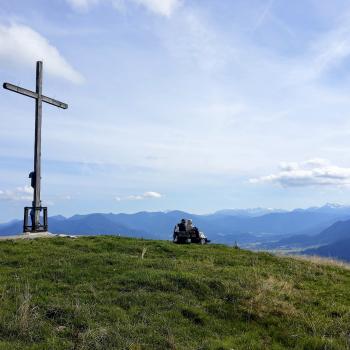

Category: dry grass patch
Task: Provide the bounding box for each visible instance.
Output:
[290,254,350,270]
[246,275,298,319]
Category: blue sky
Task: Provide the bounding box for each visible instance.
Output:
[1,0,350,221]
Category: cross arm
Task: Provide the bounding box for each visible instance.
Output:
[3,82,37,99]
[3,82,68,109]
[43,95,68,109]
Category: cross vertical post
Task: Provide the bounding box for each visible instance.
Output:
[33,61,43,229]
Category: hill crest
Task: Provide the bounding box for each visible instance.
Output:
[0,236,349,349]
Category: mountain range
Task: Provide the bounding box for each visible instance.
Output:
[1,203,350,261]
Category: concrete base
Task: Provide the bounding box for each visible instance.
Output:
[23,231,55,239]
[0,232,77,241]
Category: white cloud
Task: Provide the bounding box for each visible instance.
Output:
[132,0,180,17]
[67,0,181,16]
[57,195,72,200]
[43,200,55,206]
[143,191,162,198]
[126,194,144,200]
[66,0,99,11]
[115,191,163,201]
[0,23,84,84]
[250,159,350,187]
[0,186,33,201]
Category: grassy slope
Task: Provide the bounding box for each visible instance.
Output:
[0,237,349,350]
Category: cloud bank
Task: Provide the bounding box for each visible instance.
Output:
[250,159,350,187]
[0,23,84,84]
[115,191,163,201]
[0,186,33,201]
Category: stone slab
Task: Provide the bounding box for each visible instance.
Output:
[0,232,77,241]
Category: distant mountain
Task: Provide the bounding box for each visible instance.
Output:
[232,211,340,235]
[295,203,350,216]
[0,214,151,238]
[0,219,20,230]
[303,238,350,262]
[214,208,286,217]
[259,204,350,249]
[312,219,350,245]
[50,215,66,221]
[268,217,350,249]
[1,205,350,246]
[49,213,150,237]
[102,210,350,240]
[315,220,350,244]
[0,220,23,235]
[219,203,350,218]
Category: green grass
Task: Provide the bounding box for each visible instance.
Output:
[0,236,349,349]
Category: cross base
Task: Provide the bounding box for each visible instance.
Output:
[23,206,48,233]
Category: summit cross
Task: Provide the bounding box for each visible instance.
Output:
[3,61,68,233]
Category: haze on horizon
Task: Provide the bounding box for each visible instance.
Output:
[1,0,350,222]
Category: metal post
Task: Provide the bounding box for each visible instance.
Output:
[23,208,28,233]
[33,61,43,230]
[43,207,48,231]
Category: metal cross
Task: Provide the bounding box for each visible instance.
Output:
[3,61,68,233]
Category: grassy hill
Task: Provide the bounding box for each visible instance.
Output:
[0,237,349,349]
